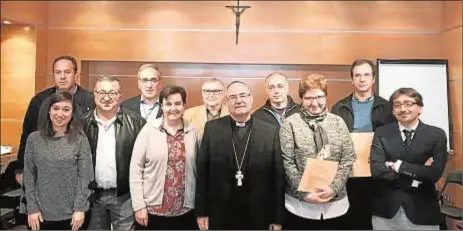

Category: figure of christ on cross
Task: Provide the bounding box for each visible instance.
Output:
[226,0,251,45]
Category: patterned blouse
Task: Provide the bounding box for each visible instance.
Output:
[147,128,190,217]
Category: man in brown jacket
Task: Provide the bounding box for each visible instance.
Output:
[183,78,229,139]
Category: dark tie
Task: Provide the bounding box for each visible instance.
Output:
[403,129,414,148]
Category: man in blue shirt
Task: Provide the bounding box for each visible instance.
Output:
[331,59,395,230]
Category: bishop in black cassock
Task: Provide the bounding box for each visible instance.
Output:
[195,81,284,230]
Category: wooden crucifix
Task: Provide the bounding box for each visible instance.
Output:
[226,0,250,45]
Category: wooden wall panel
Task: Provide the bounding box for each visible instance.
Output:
[450,80,462,135]
[42,1,443,90]
[35,27,48,92]
[86,62,350,79]
[0,120,23,152]
[441,0,462,215]
[443,28,463,81]
[46,28,442,78]
[47,1,442,31]
[1,25,37,151]
[0,1,48,26]
[442,1,462,30]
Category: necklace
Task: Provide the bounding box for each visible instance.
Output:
[232,131,252,186]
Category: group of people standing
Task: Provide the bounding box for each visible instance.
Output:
[13,56,448,230]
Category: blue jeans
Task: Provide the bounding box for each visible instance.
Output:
[87,189,134,230]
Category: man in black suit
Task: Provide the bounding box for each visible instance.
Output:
[121,64,162,121]
[195,81,284,230]
[370,87,447,230]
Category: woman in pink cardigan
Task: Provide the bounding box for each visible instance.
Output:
[129,85,200,230]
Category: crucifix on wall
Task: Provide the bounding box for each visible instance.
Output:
[226,0,251,45]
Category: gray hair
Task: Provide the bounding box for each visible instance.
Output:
[94,75,122,92]
[137,64,161,79]
[202,77,225,89]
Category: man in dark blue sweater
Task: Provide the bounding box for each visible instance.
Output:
[15,55,95,183]
[331,59,395,230]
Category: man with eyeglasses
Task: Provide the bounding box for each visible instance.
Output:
[184,78,229,139]
[253,72,299,127]
[122,64,162,122]
[196,81,284,230]
[331,59,395,230]
[80,76,146,230]
[370,87,447,230]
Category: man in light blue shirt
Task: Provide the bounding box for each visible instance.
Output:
[122,64,162,121]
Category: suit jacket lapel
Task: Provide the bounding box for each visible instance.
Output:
[136,96,142,115]
[248,117,263,173]
[221,116,234,170]
[197,105,208,127]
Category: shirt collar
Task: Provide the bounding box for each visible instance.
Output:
[206,107,221,119]
[140,96,160,106]
[55,84,78,95]
[352,93,374,102]
[94,109,118,128]
[398,120,420,132]
[159,119,185,136]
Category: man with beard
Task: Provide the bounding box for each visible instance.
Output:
[253,72,299,127]
[122,64,162,122]
[81,76,145,230]
[195,81,284,230]
[370,88,447,230]
[331,59,395,230]
[183,78,229,139]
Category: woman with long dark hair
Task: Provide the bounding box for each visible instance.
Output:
[22,92,94,230]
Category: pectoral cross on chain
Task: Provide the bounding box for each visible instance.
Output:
[226,0,251,45]
[235,170,244,186]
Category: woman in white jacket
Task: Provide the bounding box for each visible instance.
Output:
[129,85,199,230]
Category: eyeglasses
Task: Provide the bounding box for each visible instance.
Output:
[393,101,417,109]
[227,93,251,102]
[267,84,286,91]
[303,95,326,102]
[94,90,120,98]
[202,89,223,95]
[138,78,160,84]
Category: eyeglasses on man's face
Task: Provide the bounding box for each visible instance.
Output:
[202,89,223,95]
[227,93,251,102]
[94,90,120,98]
[393,101,417,109]
[138,78,160,84]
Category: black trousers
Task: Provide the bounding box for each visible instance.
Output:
[283,209,345,230]
[134,210,198,230]
[342,177,373,230]
[40,219,72,230]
